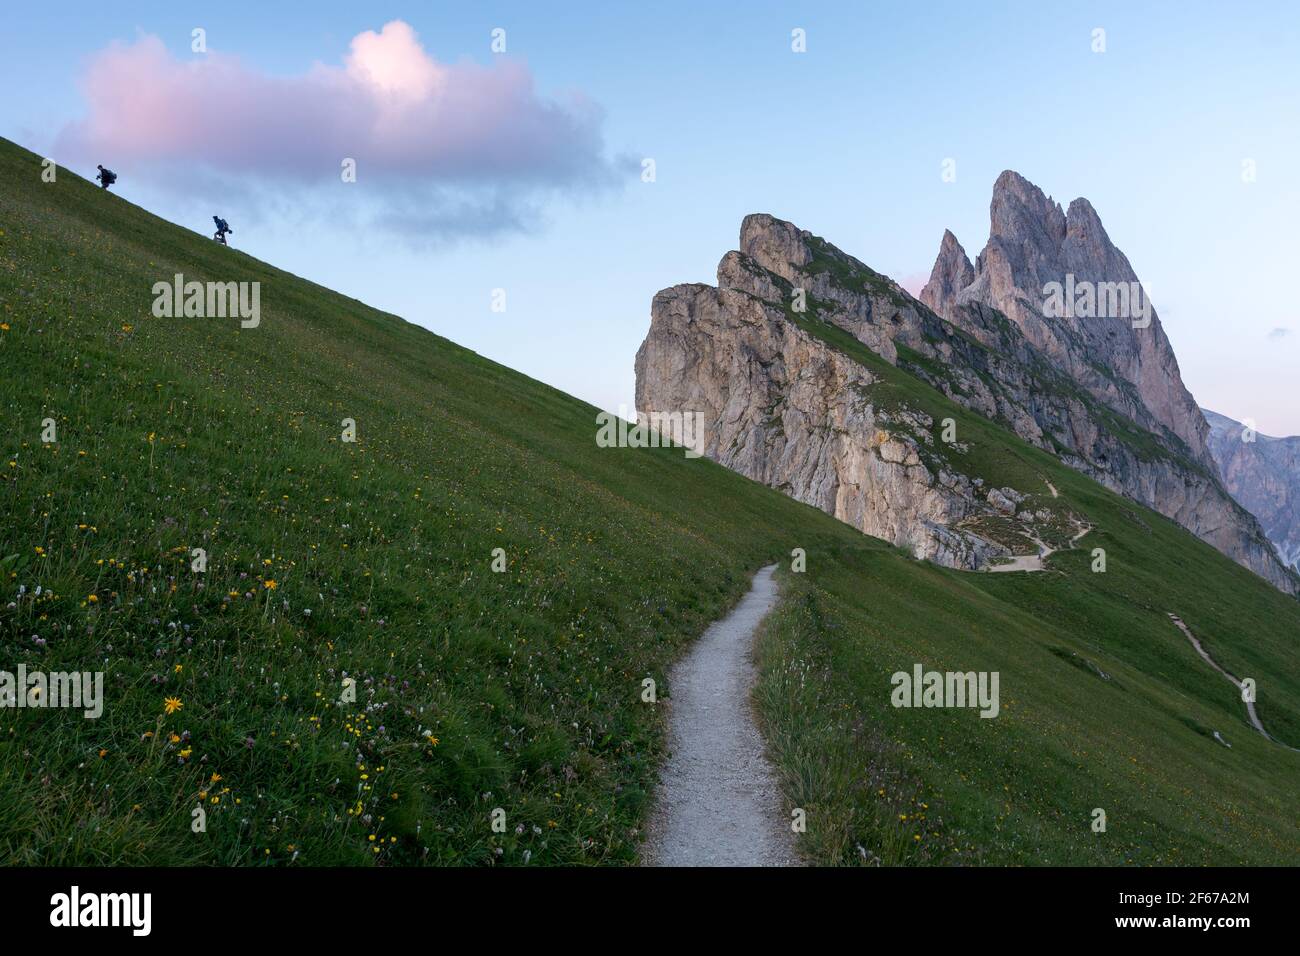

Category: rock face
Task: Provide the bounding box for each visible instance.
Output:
[635,184,1299,595]
[1204,409,1300,571]
[923,230,976,316]
[635,280,1009,568]
[915,172,1295,593]
[923,170,1209,461]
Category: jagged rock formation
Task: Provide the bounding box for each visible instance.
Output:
[635,277,1018,568]
[635,177,1299,594]
[922,170,1207,460]
[1204,409,1300,571]
[919,173,1294,593]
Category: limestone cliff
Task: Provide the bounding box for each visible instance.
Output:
[635,280,1031,568]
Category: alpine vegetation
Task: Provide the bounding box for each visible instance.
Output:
[2,127,1298,873]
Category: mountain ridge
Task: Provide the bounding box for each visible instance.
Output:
[637,173,1297,594]
[922,170,1209,462]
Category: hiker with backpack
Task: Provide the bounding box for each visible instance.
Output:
[95,165,117,189]
[212,216,233,245]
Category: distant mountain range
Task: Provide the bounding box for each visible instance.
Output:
[1204,409,1300,572]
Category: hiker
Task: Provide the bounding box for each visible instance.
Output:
[212,216,232,245]
[95,165,117,189]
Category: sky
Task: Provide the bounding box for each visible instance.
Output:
[3,0,1298,436]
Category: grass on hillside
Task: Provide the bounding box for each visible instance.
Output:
[1,137,1297,865]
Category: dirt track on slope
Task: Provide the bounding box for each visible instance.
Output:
[1168,613,1300,751]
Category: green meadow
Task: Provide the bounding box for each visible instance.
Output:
[1,136,1296,865]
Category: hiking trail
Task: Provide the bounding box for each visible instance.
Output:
[987,519,1092,573]
[1167,613,1300,752]
[642,564,799,866]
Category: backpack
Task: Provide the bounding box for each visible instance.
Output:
[103,170,117,184]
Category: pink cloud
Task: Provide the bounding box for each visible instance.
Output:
[56,21,622,194]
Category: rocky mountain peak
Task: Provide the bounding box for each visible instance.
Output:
[928,171,1212,465]
[739,213,812,281]
[989,169,1067,251]
[919,229,975,317]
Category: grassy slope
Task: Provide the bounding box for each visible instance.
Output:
[0,137,1296,865]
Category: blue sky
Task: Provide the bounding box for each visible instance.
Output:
[4,1,1298,434]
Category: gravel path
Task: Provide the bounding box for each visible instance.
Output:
[1168,613,1300,751]
[987,520,1091,574]
[642,564,800,867]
